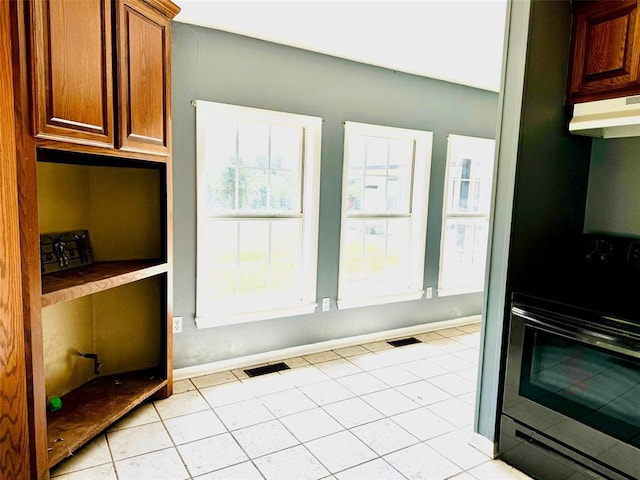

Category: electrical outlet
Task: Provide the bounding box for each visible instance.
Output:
[322,297,330,312]
[426,287,433,299]
[173,316,183,334]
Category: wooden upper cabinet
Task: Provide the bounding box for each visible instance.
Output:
[116,0,170,155]
[31,0,178,156]
[567,0,640,104]
[32,0,114,146]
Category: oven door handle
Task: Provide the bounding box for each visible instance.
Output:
[512,307,640,360]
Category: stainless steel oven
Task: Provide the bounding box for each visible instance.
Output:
[500,295,640,480]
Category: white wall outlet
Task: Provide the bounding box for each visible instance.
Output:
[322,297,330,312]
[173,316,183,334]
[426,287,433,299]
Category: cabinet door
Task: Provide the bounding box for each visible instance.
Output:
[568,0,640,104]
[32,0,114,146]
[116,0,170,156]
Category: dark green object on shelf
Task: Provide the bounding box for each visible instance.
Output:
[49,396,62,412]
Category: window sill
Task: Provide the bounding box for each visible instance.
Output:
[196,302,317,328]
[437,286,483,297]
[337,291,423,310]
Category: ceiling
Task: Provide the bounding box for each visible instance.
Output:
[173,1,508,92]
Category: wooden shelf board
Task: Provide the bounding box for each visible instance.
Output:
[41,260,167,306]
[47,370,166,468]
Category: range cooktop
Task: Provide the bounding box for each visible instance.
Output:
[518,233,640,323]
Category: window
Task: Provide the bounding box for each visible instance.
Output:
[337,121,433,309]
[438,134,495,296]
[195,101,322,327]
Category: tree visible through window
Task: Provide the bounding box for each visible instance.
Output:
[195,101,322,327]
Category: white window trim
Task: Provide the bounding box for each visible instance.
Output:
[194,100,322,328]
[337,121,433,310]
[437,134,494,297]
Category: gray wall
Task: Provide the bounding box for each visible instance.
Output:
[585,138,640,236]
[171,23,499,369]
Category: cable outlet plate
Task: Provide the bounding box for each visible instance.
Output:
[426,287,433,299]
[173,316,183,334]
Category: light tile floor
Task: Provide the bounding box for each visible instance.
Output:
[51,322,532,480]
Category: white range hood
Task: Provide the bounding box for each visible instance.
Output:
[569,95,640,138]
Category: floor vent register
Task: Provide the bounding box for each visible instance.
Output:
[244,362,291,377]
[387,337,422,347]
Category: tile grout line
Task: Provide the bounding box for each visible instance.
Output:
[152,400,196,480]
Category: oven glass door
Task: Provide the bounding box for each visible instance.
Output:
[519,325,640,448]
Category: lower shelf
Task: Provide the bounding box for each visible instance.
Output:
[47,369,167,468]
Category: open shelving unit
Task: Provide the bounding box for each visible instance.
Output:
[36,154,171,470]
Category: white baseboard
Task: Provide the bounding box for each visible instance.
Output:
[174,315,481,381]
[470,432,497,458]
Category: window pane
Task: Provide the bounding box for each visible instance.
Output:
[348,136,366,169]
[207,221,238,264]
[387,139,413,213]
[205,122,237,168]
[205,122,303,214]
[239,262,268,294]
[208,165,236,213]
[346,135,413,215]
[238,167,268,211]
[271,125,302,171]
[340,218,411,296]
[271,220,301,262]
[239,221,269,263]
[236,222,268,295]
[363,175,387,213]
[201,219,303,303]
[270,169,298,212]
[388,139,413,169]
[271,126,302,212]
[363,137,387,213]
[446,137,494,214]
[204,123,238,214]
[440,218,489,289]
[365,136,388,168]
[448,160,492,214]
[201,220,238,299]
[270,262,297,289]
[238,122,269,168]
[346,177,364,212]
